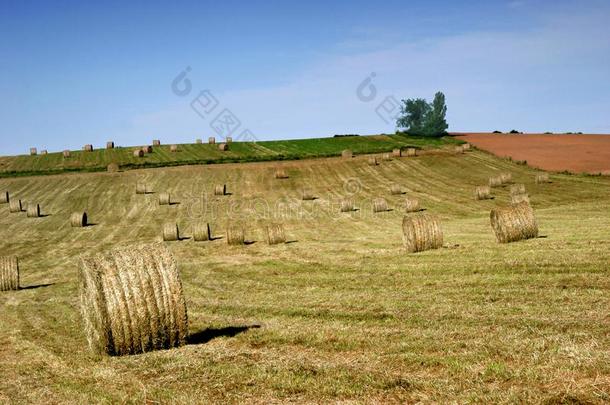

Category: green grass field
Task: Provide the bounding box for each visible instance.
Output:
[0,134,455,177]
[0,149,609,403]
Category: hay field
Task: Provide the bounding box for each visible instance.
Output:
[0,150,609,403]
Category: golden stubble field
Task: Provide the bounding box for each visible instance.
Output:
[0,150,609,403]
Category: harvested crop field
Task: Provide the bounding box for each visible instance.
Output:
[456,133,610,174]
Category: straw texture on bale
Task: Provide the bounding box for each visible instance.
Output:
[107,163,119,173]
[390,184,402,195]
[301,189,316,201]
[158,192,171,206]
[153,139,161,146]
[226,137,233,143]
[214,184,226,196]
[0,256,19,291]
[218,143,228,151]
[208,137,216,144]
[500,173,512,184]
[536,173,550,184]
[404,197,420,213]
[382,153,392,161]
[367,156,379,166]
[474,186,492,200]
[170,144,178,152]
[26,203,40,218]
[0,191,8,204]
[373,198,389,213]
[71,212,87,227]
[135,182,147,194]
[163,223,179,241]
[106,141,114,149]
[142,145,153,154]
[462,143,471,151]
[226,226,245,245]
[193,222,211,241]
[511,193,530,205]
[63,150,71,158]
[195,139,202,144]
[402,215,443,253]
[264,223,286,245]
[489,176,503,187]
[30,147,37,156]
[510,184,526,196]
[84,144,93,152]
[454,146,464,154]
[78,243,188,356]
[340,199,354,212]
[9,199,22,213]
[40,150,48,155]
[274,169,289,179]
[405,148,417,157]
[490,201,538,243]
[133,149,144,158]
[392,148,402,157]
[341,149,353,159]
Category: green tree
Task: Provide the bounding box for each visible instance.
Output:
[427,92,448,135]
[396,98,431,136]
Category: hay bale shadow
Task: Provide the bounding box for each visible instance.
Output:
[210,236,223,241]
[187,325,261,345]
[169,202,180,206]
[19,283,55,290]
[285,240,298,244]
[244,240,256,245]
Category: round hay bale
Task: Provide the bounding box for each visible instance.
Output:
[78,243,188,356]
[0,191,8,204]
[158,192,171,206]
[0,256,19,291]
[195,139,202,144]
[382,153,392,161]
[226,137,233,143]
[29,147,37,156]
[26,203,40,218]
[490,201,538,243]
[392,148,402,157]
[9,199,22,213]
[84,144,93,152]
[170,144,178,152]
[474,185,492,200]
[135,182,147,194]
[153,139,161,146]
[454,146,464,154]
[218,143,228,151]
[341,149,353,159]
[106,141,114,149]
[510,184,526,196]
[265,223,286,245]
[402,214,443,253]
[107,163,119,173]
[500,173,512,184]
[489,176,503,188]
[390,184,402,195]
[301,189,316,201]
[373,198,389,213]
[535,173,550,184]
[63,150,71,158]
[71,212,87,227]
[462,143,471,151]
[40,150,48,155]
[226,226,245,245]
[193,222,211,242]
[274,169,289,179]
[404,197,420,213]
[405,148,417,157]
[208,137,216,144]
[340,198,354,212]
[214,184,226,196]
[367,156,379,166]
[163,223,179,241]
[511,193,530,205]
[142,145,153,154]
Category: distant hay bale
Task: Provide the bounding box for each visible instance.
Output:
[30,147,37,156]
[163,223,179,241]
[40,150,48,155]
[390,184,402,195]
[405,148,417,157]
[218,143,228,151]
[71,212,87,227]
[26,203,40,218]
[0,191,8,204]
[170,144,178,152]
[133,149,144,158]
[373,198,389,213]
[142,145,153,154]
[462,143,471,151]
[489,176,503,187]
[135,182,148,195]
[153,139,161,146]
[454,146,464,154]
[392,148,402,157]
[9,199,22,213]
[340,199,354,212]
[107,163,119,173]
[193,222,211,241]
[265,223,286,245]
[367,156,379,166]
[78,243,188,356]
[158,192,171,206]
[536,173,550,184]
[84,144,93,152]
[226,137,233,143]
[510,184,526,196]
[214,184,226,196]
[63,150,71,158]
[274,168,289,179]
[341,149,353,159]
[382,153,392,161]
[500,173,512,184]
[226,226,245,245]
[106,141,114,149]
[301,189,316,201]
[402,214,443,253]
[195,139,202,144]
[490,201,538,243]
[0,256,19,291]
[208,137,216,144]
[511,193,530,205]
[404,197,420,213]
[474,185,492,200]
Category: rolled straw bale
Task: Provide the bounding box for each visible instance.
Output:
[511,193,530,205]
[342,149,353,159]
[226,137,233,143]
[340,199,354,212]
[454,146,464,154]
[392,148,402,157]
[402,214,443,253]
[490,201,538,243]
[214,184,226,196]
[133,149,144,158]
[404,197,420,213]
[405,148,417,157]
[135,182,147,195]
[63,150,71,158]
[510,184,526,196]
[0,191,8,204]
[153,139,161,146]
[142,145,153,154]
[500,173,512,184]
[158,192,171,206]
[274,168,289,179]
[373,198,389,213]
[107,163,119,173]
[195,139,202,144]
[163,223,179,241]
[218,143,228,151]
[536,173,550,184]
[170,144,178,152]
[193,222,211,241]
[78,243,188,355]
[0,256,19,291]
[84,144,93,152]
[301,189,316,201]
[382,153,392,161]
[265,223,286,245]
[106,141,114,149]
[474,186,492,200]
[26,203,40,218]
[226,226,245,245]
[462,143,471,151]
[71,212,87,227]
[367,156,379,166]
[40,150,48,155]
[30,147,37,156]
[208,137,216,144]
[390,184,403,195]
[9,199,22,213]
[489,176,503,187]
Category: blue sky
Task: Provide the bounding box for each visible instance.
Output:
[1,0,609,155]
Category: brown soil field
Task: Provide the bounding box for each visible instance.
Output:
[455,133,610,174]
